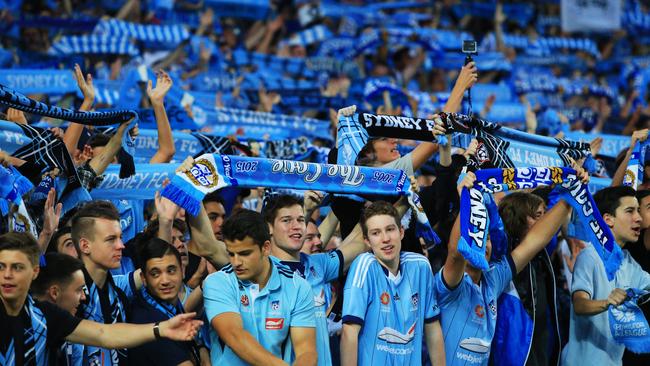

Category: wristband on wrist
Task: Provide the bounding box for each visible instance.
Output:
[153,321,162,340]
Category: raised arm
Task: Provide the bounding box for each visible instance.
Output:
[176,156,229,269]
[318,211,339,251]
[212,312,287,366]
[511,200,571,273]
[512,165,588,273]
[441,173,476,288]
[63,64,95,154]
[147,70,176,163]
[443,62,478,114]
[66,313,202,349]
[611,129,648,186]
[88,119,132,176]
[186,204,229,269]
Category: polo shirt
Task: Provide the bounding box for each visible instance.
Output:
[203,259,315,365]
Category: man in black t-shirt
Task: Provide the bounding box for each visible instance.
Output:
[0,232,202,366]
[129,238,208,365]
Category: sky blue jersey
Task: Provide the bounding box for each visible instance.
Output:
[203,259,315,366]
[277,250,343,366]
[342,252,440,366]
[435,255,515,366]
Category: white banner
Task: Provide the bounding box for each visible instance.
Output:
[561,0,621,33]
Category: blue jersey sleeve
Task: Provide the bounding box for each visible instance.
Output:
[113,272,137,299]
[203,272,239,322]
[342,254,373,324]
[434,269,464,307]
[290,276,316,328]
[310,250,343,283]
[571,247,596,298]
[484,255,516,297]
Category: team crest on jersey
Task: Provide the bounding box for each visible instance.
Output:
[488,300,497,316]
[309,266,318,278]
[271,300,280,311]
[474,305,485,318]
[411,293,419,308]
[240,294,249,306]
[380,292,390,305]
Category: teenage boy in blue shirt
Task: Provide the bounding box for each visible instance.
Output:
[203,209,317,366]
[340,200,444,366]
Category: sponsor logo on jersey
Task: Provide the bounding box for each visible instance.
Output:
[474,305,485,318]
[265,318,285,330]
[459,337,490,354]
[377,322,416,344]
[380,292,390,305]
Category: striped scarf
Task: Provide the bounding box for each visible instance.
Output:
[162,154,440,246]
[48,35,140,56]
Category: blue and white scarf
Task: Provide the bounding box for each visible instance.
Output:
[0,84,137,178]
[623,133,650,189]
[0,84,136,125]
[0,295,49,366]
[78,272,129,366]
[336,112,445,166]
[93,19,190,47]
[609,288,650,353]
[162,154,440,245]
[0,165,39,239]
[280,25,333,48]
[459,167,622,279]
[140,287,184,318]
[48,35,140,56]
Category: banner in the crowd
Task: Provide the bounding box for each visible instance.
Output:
[0,69,77,95]
[192,107,332,141]
[561,0,621,33]
[137,105,198,130]
[91,163,177,200]
[564,131,628,159]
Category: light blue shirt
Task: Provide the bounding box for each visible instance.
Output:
[342,252,439,366]
[435,255,515,366]
[277,250,343,366]
[203,259,315,366]
[561,244,650,366]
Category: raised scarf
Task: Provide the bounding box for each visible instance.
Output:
[162,154,440,245]
[459,167,621,278]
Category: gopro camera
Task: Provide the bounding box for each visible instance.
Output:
[462,40,477,65]
[462,40,477,54]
